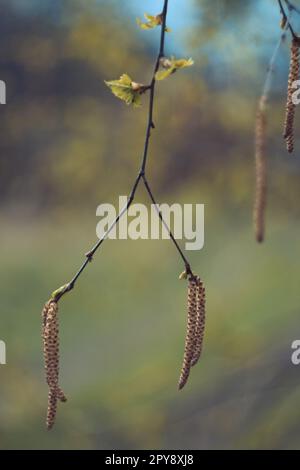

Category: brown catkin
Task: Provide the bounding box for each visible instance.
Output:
[178,277,197,390]
[191,277,206,367]
[47,390,57,430]
[254,96,267,243]
[283,38,300,153]
[42,300,66,429]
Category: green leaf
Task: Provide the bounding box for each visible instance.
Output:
[155,57,194,81]
[51,284,69,301]
[173,58,194,69]
[179,270,188,280]
[105,74,142,107]
[155,67,175,81]
[137,13,171,32]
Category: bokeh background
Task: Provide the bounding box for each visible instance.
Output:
[1,0,300,450]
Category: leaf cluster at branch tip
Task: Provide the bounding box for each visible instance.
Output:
[137,13,171,32]
[155,57,194,81]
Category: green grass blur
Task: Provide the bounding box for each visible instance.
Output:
[1,206,300,449]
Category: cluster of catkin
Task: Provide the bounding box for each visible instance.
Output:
[178,275,206,390]
[42,300,67,429]
[283,37,300,153]
[254,95,267,243]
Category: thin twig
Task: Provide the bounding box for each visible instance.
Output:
[285,0,300,16]
[253,9,291,242]
[53,0,194,302]
[142,175,193,276]
[262,19,289,99]
[278,0,298,39]
[141,0,169,173]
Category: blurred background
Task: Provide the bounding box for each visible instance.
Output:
[1,0,300,450]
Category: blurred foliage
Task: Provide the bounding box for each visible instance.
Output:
[1,0,300,214]
[1,0,300,450]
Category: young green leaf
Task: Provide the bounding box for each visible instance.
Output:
[137,13,171,32]
[105,74,144,107]
[155,57,194,81]
[179,270,188,280]
[155,67,175,81]
[51,284,70,301]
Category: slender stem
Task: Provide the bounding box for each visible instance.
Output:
[262,9,291,101]
[54,0,193,302]
[278,0,298,39]
[142,175,193,276]
[58,172,142,300]
[85,172,142,261]
[285,0,300,16]
[141,0,169,173]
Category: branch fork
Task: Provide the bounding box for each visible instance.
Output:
[42,0,204,428]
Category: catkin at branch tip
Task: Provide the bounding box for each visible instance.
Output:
[254,96,267,243]
[283,37,300,153]
[178,275,206,390]
[42,299,67,430]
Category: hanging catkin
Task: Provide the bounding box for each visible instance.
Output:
[42,300,66,429]
[191,277,206,367]
[178,277,197,390]
[283,37,300,153]
[47,390,57,430]
[254,95,267,243]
